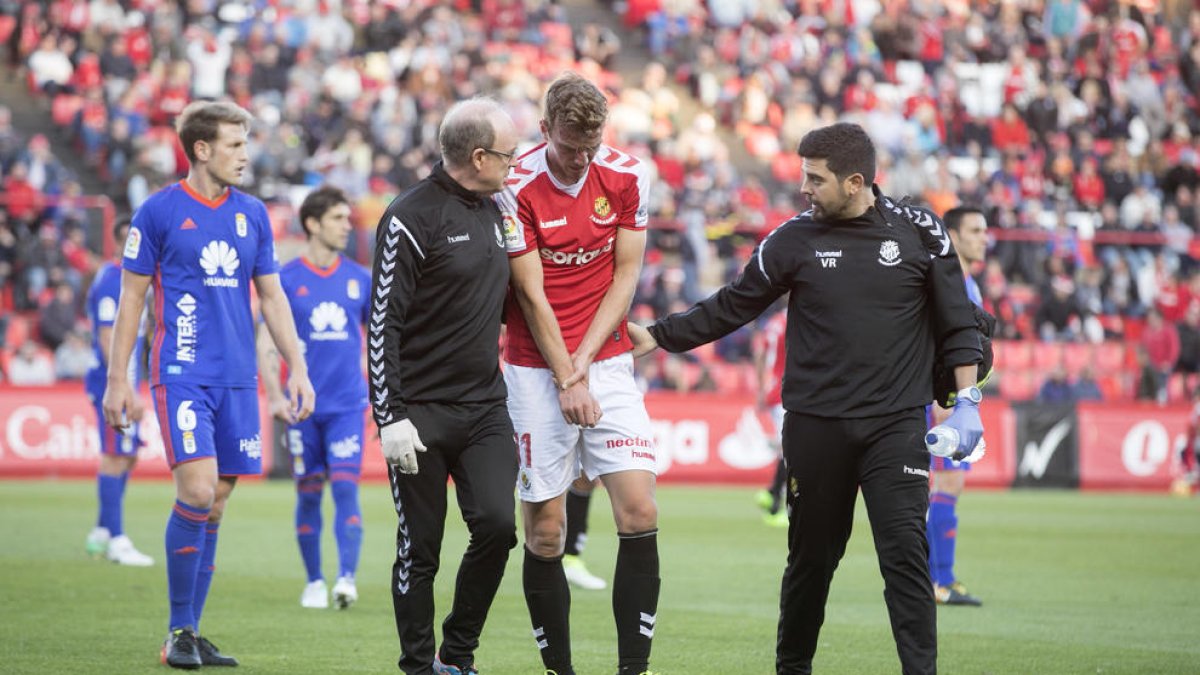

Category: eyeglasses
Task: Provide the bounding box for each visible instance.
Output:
[482,148,516,163]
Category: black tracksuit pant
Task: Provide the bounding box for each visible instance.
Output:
[388,400,519,675]
[777,407,936,675]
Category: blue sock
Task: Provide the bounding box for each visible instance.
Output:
[296,478,324,582]
[165,500,209,631]
[331,478,362,579]
[97,473,125,537]
[193,522,219,630]
[928,492,958,587]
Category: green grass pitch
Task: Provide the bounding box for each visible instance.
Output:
[1,480,1197,674]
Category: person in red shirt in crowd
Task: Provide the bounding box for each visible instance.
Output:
[3,161,42,225]
[1141,307,1181,404]
[72,51,102,91]
[61,225,94,279]
[124,13,152,68]
[990,103,1031,155]
[77,87,109,158]
[1110,3,1148,79]
[151,66,191,127]
[1019,152,1047,201]
[1073,158,1106,209]
[1155,270,1191,325]
[843,69,880,113]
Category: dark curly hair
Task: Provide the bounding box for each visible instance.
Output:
[797,122,876,186]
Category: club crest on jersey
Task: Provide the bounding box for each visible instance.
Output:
[591,196,616,225]
[347,279,360,299]
[878,240,901,267]
[235,213,248,237]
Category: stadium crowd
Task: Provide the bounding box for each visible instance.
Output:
[0,0,1199,402]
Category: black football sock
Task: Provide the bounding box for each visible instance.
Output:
[563,487,591,556]
[523,547,574,674]
[613,529,660,675]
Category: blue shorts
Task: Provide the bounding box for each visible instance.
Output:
[152,384,262,475]
[286,411,364,482]
[89,392,140,457]
[930,455,971,472]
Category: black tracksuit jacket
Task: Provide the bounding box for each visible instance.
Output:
[649,189,982,417]
[368,162,510,427]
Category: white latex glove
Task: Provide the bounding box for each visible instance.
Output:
[380,419,427,474]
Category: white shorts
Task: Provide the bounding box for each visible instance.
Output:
[505,353,656,503]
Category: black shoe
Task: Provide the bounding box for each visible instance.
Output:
[935,582,983,607]
[161,628,202,670]
[197,635,239,666]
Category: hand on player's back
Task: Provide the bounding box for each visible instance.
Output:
[627,322,658,358]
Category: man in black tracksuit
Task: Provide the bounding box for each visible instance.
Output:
[632,123,984,674]
[368,99,521,675]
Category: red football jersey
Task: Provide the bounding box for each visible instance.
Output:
[497,143,651,368]
[759,310,787,407]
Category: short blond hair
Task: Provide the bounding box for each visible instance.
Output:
[543,73,607,134]
[176,101,253,163]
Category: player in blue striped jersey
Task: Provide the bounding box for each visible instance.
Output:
[103,101,314,669]
[257,186,370,611]
[84,216,154,567]
[927,206,989,607]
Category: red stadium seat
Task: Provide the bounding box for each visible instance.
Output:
[991,339,1006,369]
[1124,342,1142,370]
[1095,341,1125,372]
[691,341,717,364]
[1032,342,1065,370]
[4,315,30,349]
[1124,317,1146,342]
[1062,343,1092,377]
[708,362,745,395]
[998,370,1037,401]
[1098,374,1128,400]
[994,339,1032,370]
